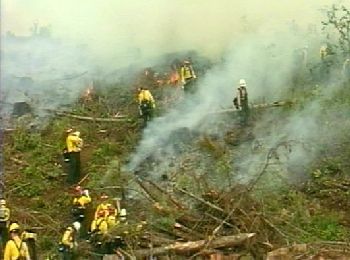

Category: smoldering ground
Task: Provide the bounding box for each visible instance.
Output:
[124,12,350,189]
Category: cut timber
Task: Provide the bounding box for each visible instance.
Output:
[131,233,256,258]
[55,112,130,122]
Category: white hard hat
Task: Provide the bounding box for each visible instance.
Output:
[239,79,247,86]
[72,221,81,231]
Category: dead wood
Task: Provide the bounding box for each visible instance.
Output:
[174,187,225,213]
[131,233,256,258]
[55,111,130,122]
[146,180,185,209]
[208,100,295,115]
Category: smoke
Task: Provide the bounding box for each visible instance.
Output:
[2,0,348,184]
[1,0,338,64]
[123,1,349,187]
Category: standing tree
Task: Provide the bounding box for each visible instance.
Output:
[322,5,350,56]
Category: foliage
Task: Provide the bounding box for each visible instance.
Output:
[301,214,349,241]
[322,4,350,56]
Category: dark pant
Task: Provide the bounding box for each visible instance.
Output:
[0,222,8,247]
[140,103,153,126]
[239,102,249,125]
[68,152,81,185]
[183,78,196,94]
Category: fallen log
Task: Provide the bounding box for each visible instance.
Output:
[131,233,256,258]
[209,100,295,115]
[55,112,131,122]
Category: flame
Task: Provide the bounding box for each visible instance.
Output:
[168,70,180,85]
[82,82,94,101]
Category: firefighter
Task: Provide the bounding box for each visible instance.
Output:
[59,221,81,260]
[94,193,112,219]
[320,45,329,61]
[0,199,10,248]
[90,212,108,236]
[137,87,155,125]
[180,59,197,93]
[233,79,249,125]
[89,211,109,256]
[4,222,30,260]
[22,230,37,260]
[66,129,83,185]
[72,186,91,223]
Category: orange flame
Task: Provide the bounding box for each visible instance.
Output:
[83,82,94,101]
[168,70,180,85]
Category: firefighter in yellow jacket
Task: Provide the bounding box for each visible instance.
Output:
[94,193,112,220]
[0,199,10,248]
[66,129,83,185]
[72,186,91,222]
[60,221,80,260]
[180,60,197,93]
[89,211,109,252]
[137,87,155,125]
[4,222,30,260]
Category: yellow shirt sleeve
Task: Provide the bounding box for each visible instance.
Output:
[78,196,91,207]
[61,230,73,247]
[4,238,28,260]
[145,90,155,104]
[4,240,17,260]
[66,135,83,152]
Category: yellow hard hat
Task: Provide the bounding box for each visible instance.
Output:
[9,223,20,232]
[0,199,6,206]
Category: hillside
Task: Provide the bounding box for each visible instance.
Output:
[3,56,350,259]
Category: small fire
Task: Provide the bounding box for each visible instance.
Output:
[168,70,180,85]
[82,81,94,101]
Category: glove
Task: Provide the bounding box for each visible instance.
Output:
[152,103,156,108]
[193,75,197,79]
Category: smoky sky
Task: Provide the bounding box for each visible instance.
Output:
[1,0,339,65]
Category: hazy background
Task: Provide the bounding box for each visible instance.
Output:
[1,0,340,64]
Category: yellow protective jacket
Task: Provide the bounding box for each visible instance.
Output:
[66,134,83,153]
[4,236,30,260]
[138,90,155,106]
[73,195,91,208]
[0,205,10,223]
[180,65,195,82]
[94,203,112,219]
[91,217,108,235]
[106,213,118,228]
[61,227,75,249]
